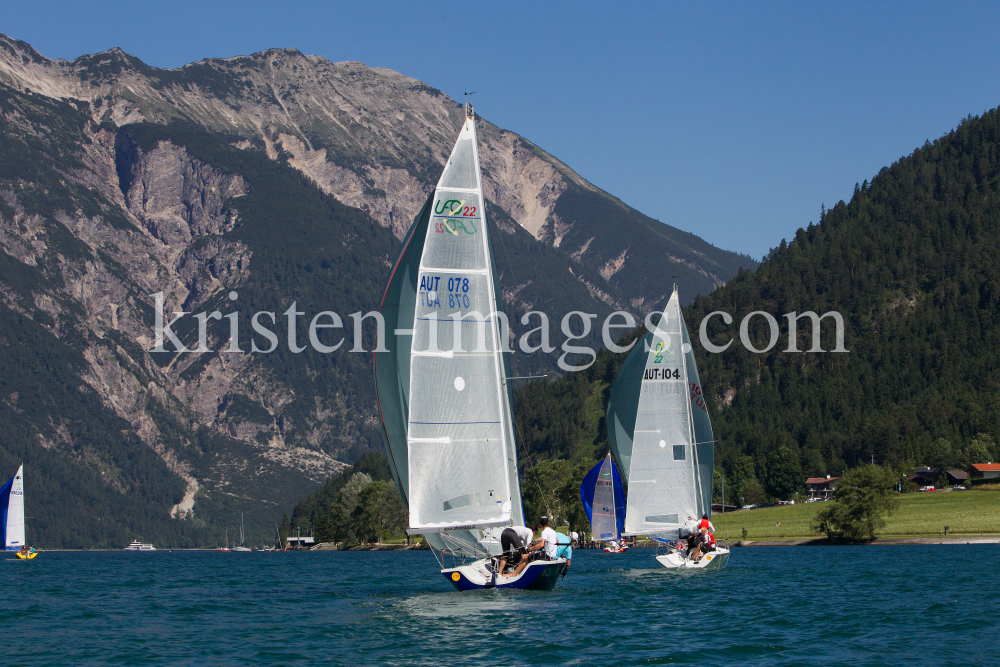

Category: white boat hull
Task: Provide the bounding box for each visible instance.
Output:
[656,546,729,570]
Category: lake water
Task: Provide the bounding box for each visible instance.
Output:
[3,545,997,666]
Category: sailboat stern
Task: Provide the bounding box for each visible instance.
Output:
[656,546,730,570]
[442,557,566,591]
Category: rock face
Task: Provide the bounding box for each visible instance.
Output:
[0,35,753,301]
[0,34,754,547]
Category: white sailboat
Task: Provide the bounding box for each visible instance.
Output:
[607,288,729,570]
[232,514,252,552]
[2,464,34,558]
[580,453,628,553]
[376,103,565,590]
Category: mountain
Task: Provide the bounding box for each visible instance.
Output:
[514,108,1000,500]
[0,35,753,306]
[0,35,752,547]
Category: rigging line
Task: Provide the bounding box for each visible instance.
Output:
[487,214,548,522]
[512,415,549,523]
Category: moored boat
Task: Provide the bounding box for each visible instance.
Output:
[125,540,156,551]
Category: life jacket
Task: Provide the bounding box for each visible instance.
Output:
[704,533,716,546]
[698,518,711,531]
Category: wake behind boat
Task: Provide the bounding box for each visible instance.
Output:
[375,104,564,590]
[607,288,729,570]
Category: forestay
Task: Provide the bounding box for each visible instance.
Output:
[401,107,523,534]
[1,464,25,551]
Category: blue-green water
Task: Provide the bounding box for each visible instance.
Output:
[3,545,998,666]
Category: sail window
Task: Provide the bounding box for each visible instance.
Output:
[442,493,481,512]
[645,514,679,524]
[673,445,686,460]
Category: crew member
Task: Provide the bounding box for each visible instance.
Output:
[690,527,716,561]
[697,513,716,533]
[554,531,577,576]
[499,526,544,578]
[539,517,559,561]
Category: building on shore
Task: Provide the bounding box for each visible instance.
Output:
[968,463,1000,481]
[805,475,840,500]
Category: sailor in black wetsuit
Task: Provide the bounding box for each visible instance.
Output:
[497,525,537,577]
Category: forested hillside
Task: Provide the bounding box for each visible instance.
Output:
[511,108,1000,505]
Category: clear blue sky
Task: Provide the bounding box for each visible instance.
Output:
[5,1,1000,259]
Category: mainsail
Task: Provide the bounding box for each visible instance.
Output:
[375,105,523,549]
[607,290,713,539]
[580,453,626,542]
[1,464,25,551]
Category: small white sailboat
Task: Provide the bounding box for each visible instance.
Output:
[218,528,231,553]
[232,514,252,552]
[375,103,565,590]
[2,465,35,558]
[580,453,629,553]
[607,287,729,570]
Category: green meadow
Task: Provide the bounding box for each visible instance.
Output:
[711,489,1000,540]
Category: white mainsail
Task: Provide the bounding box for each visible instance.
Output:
[2,464,25,551]
[622,291,703,538]
[405,105,520,536]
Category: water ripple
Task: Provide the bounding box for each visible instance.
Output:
[2,546,999,665]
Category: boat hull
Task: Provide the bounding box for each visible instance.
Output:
[603,546,629,553]
[655,547,729,570]
[15,551,38,559]
[443,557,566,591]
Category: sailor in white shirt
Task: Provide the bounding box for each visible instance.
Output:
[539,517,559,560]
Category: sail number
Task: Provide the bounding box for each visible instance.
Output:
[418,275,472,309]
[644,368,680,380]
[447,277,470,309]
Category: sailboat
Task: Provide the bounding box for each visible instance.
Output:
[232,514,252,552]
[2,464,35,558]
[607,288,729,570]
[375,103,566,590]
[217,528,231,553]
[580,453,628,552]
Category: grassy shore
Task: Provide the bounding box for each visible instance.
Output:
[712,489,1000,540]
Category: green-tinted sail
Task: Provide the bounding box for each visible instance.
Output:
[682,317,714,517]
[608,290,715,538]
[374,195,433,508]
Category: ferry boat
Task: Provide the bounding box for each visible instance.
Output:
[125,540,156,551]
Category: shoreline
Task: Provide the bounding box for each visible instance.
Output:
[732,535,1000,547]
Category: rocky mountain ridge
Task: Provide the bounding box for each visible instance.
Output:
[0,34,753,547]
[0,34,753,304]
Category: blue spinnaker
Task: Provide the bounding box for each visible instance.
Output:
[580,454,626,542]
